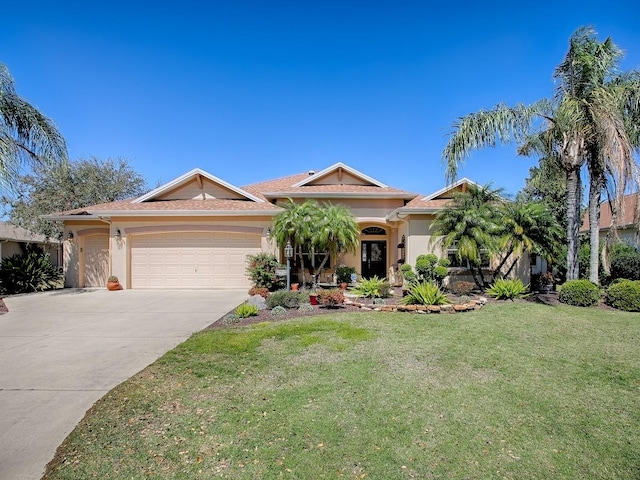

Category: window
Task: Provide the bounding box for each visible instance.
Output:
[447,242,490,269]
[299,245,331,269]
[362,226,386,235]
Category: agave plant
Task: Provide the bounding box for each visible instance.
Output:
[486,278,529,301]
[400,281,450,306]
[350,275,391,298]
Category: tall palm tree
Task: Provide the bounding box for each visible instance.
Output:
[0,63,67,187]
[312,202,360,281]
[554,28,640,283]
[442,27,640,281]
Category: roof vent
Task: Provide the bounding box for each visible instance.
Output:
[308,170,315,176]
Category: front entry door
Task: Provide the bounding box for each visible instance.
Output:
[361,241,386,279]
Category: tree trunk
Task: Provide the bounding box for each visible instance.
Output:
[296,246,307,286]
[565,167,582,280]
[587,162,604,284]
[469,267,484,291]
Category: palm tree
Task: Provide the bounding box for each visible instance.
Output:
[496,201,564,278]
[432,184,503,289]
[0,63,67,187]
[442,27,640,282]
[554,28,640,283]
[311,203,360,282]
[270,199,318,285]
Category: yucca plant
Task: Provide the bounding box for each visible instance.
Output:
[486,278,529,301]
[400,281,450,306]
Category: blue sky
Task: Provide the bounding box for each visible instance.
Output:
[3,1,640,197]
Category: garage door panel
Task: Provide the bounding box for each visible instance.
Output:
[131,231,260,289]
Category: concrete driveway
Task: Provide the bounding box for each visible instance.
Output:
[0,288,247,480]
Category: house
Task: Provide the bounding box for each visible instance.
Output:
[46,162,529,290]
[580,193,640,248]
[0,221,60,266]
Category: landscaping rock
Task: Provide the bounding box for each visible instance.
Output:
[248,295,267,310]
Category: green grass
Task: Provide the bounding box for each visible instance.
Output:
[44,303,640,479]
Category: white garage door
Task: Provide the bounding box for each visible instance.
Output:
[84,234,109,287]
[131,231,260,289]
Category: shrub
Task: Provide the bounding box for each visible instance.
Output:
[297,302,314,312]
[248,286,269,298]
[350,275,391,298]
[0,245,63,295]
[335,265,357,284]
[609,251,640,282]
[400,263,417,285]
[400,281,450,306]
[605,280,640,311]
[265,290,310,309]
[221,313,239,325]
[270,305,287,317]
[415,254,450,286]
[318,289,345,307]
[558,279,600,307]
[450,280,475,295]
[246,253,286,291]
[235,303,259,318]
[486,278,529,301]
[531,272,554,291]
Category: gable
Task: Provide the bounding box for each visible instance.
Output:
[133,168,264,204]
[302,168,377,186]
[155,176,249,201]
[292,162,387,188]
[422,177,479,201]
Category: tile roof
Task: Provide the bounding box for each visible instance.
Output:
[57,198,281,216]
[242,171,417,199]
[402,197,451,210]
[580,193,640,232]
[0,221,55,243]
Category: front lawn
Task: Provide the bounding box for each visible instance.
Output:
[44,303,640,479]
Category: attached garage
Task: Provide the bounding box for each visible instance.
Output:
[83,234,109,287]
[130,231,261,289]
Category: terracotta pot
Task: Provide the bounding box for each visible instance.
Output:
[340,282,347,290]
[107,281,121,291]
[291,283,299,291]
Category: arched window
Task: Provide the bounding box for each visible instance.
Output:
[361,226,386,235]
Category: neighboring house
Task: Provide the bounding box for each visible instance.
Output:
[46,162,531,290]
[580,193,640,248]
[0,221,61,267]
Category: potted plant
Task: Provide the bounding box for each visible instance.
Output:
[533,271,554,293]
[308,288,319,305]
[106,275,121,291]
[335,265,356,286]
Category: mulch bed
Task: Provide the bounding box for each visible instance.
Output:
[209,289,487,329]
[210,289,624,329]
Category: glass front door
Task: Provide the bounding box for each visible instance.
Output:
[361,241,387,279]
